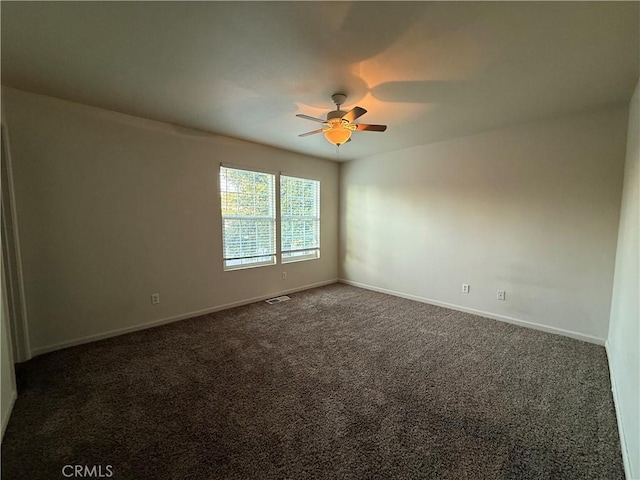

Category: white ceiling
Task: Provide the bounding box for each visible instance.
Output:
[2,1,638,162]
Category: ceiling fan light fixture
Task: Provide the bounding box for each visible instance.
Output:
[324,121,352,146]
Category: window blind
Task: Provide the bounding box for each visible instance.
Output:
[280,175,320,262]
[220,166,276,269]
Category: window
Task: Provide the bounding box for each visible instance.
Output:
[220,166,276,270]
[219,167,320,270]
[281,175,320,263]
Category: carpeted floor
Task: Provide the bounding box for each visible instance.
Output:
[1,283,624,479]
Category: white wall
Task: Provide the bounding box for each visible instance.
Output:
[607,80,639,480]
[1,87,339,356]
[340,106,628,343]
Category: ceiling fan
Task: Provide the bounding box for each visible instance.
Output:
[296,93,387,146]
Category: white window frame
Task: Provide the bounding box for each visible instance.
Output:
[219,165,276,271]
[280,174,320,264]
[219,166,321,271]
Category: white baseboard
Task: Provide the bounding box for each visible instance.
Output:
[30,279,339,357]
[605,341,633,480]
[339,279,605,345]
[1,390,17,441]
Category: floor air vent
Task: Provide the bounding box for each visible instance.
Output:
[266,295,291,305]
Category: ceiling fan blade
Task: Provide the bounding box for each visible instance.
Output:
[296,114,326,123]
[355,124,387,132]
[342,106,367,123]
[298,129,324,137]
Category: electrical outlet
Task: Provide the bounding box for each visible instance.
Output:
[282,272,287,280]
[151,293,160,305]
[497,290,506,301]
[462,284,470,293]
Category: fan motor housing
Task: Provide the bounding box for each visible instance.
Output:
[327,110,346,121]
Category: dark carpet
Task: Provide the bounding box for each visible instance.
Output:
[1,283,623,479]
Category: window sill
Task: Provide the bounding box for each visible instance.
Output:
[281,254,320,264]
[223,259,276,271]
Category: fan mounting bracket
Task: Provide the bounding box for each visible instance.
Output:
[331,93,347,107]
